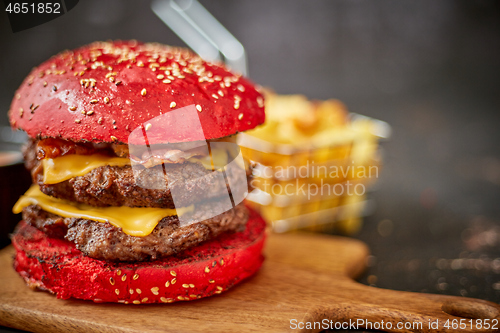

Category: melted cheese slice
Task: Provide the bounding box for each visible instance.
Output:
[42,150,229,184]
[42,154,130,184]
[13,185,193,237]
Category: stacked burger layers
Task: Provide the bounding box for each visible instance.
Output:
[8,41,266,303]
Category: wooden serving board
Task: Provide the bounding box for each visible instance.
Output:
[0,233,499,333]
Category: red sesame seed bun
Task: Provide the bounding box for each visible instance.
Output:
[11,206,266,304]
[8,40,265,144]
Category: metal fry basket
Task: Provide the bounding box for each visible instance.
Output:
[238,93,391,234]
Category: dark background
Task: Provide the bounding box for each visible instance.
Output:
[1,1,500,332]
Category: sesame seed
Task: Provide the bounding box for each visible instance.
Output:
[190,295,197,298]
[74,119,81,124]
[209,279,215,283]
[151,287,159,295]
[104,97,110,103]
[182,284,189,288]
[133,273,139,280]
[145,123,152,131]
[157,74,165,79]
[212,94,219,99]
[121,274,127,282]
[137,61,144,67]
[163,79,171,84]
[217,286,223,291]
[196,104,202,112]
[205,266,210,273]
[16,94,20,100]
[110,136,117,142]
[52,86,57,91]
[170,271,177,277]
[212,260,217,267]
[117,269,122,275]
[43,81,47,87]
[237,84,245,92]
[167,75,175,80]
[81,110,86,115]
[171,278,177,285]
[189,284,195,288]
[133,300,141,305]
[238,113,243,120]
[214,75,222,81]
[109,77,115,82]
[257,96,264,108]
[90,99,98,104]
[160,297,169,303]
[141,88,147,96]
[115,289,120,295]
[86,110,94,115]
[115,80,122,86]
[109,277,115,285]
[98,117,103,125]
[218,90,224,97]
[215,290,222,294]
[19,108,24,117]
[141,298,148,303]
[177,296,184,300]
[220,259,224,265]
[165,281,170,287]
[136,288,142,294]
[234,103,240,110]
[129,289,134,294]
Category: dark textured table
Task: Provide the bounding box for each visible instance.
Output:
[1,1,499,332]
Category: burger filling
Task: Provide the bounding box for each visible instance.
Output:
[23,138,252,208]
[15,137,254,261]
[21,201,248,261]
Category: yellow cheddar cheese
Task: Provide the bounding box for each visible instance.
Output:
[41,150,229,184]
[42,154,130,184]
[13,185,193,237]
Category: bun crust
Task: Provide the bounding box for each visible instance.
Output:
[9,41,265,144]
[12,205,266,303]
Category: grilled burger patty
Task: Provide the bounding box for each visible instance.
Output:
[22,202,249,262]
[24,140,252,208]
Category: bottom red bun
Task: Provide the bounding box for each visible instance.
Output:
[11,206,266,304]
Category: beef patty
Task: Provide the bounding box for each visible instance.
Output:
[23,139,252,208]
[22,201,249,262]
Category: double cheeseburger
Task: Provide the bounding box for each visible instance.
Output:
[8,41,266,304]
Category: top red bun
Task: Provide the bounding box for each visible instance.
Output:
[9,41,265,144]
